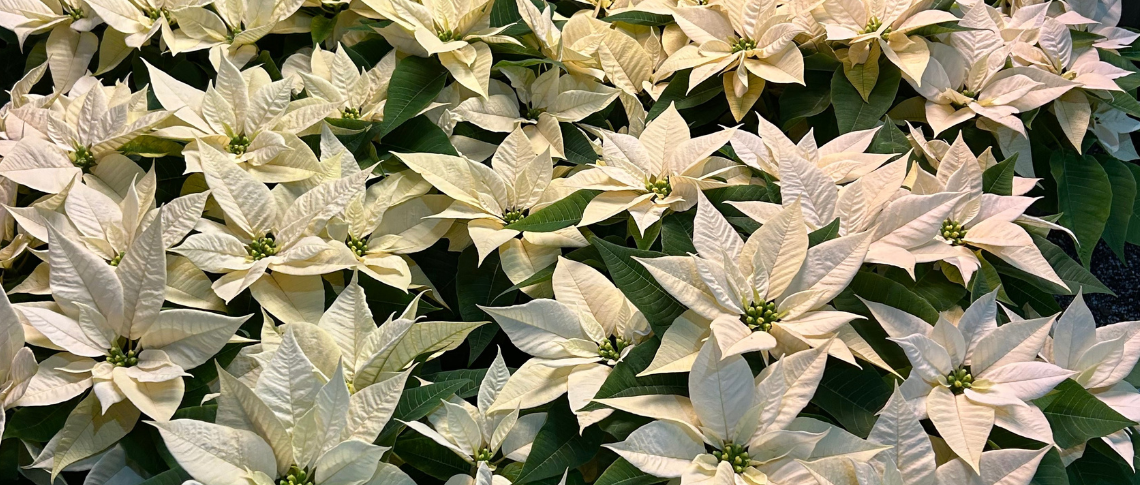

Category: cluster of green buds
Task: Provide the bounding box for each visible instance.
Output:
[474,447,495,462]
[741,299,780,332]
[946,367,973,394]
[70,145,97,170]
[597,336,630,362]
[341,107,362,120]
[526,107,547,121]
[225,26,244,43]
[644,176,671,199]
[226,134,252,156]
[61,0,85,20]
[940,219,967,246]
[142,6,171,21]
[861,16,886,34]
[711,443,750,474]
[437,29,461,42]
[109,252,124,267]
[346,234,368,258]
[278,465,314,485]
[730,38,758,53]
[106,345,138,367]
[247,235,278,260]
[502,208,527,225]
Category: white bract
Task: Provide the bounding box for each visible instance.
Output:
[864,293,1073,472]
[602,341,887,485]
[480,256,650,429]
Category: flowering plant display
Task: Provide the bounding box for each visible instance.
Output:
[1,0,1140,484]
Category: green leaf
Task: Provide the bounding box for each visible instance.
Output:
[379,56,449,137]
[1098,48,1140,91]
[981,154,1018,196]
[1103,90,1140,119]
[137,468,192,485]
[1050,151,1113,267]
[1040,379,1136,449]
[779,70,832,128]
[380,116,458,156]
[595,459,668,485]
[418,368,489,398]
[591,238,686,335]
[455,246,515,363]
[394,432,473,480]
[1125,162,1140,246]
[912,269,967,311]
[3,394,82,441]
[660,212,696,256]
[495,263,556,300]
[377,379,473,445]
[808,218,841,247]
[172,404,216,422]
[969,252,1010,304]
[561,123,598,165]
[991,235,1114,296]
[327,117,385,158]
[602,11,674,26]
[516,399,604,484]
[703,185,770,233]
[869,118,910,155]
[907,21,975,37]
[1029,448,1068,485]
[811,361,892,438]
[119,135,183,157]
[582,338,688,412]
[832,61,901,132]
[311,14,336,44]
[1096,156,1135,262]
[648,70,724,121]
[847,271,939,323]
[506,190,600,232]
[1069,29,1105,49]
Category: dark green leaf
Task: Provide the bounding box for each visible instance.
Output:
[119,135,183,157]
[869,118,910,155]
[1040,379,1136,449]
[562,123,598,165]
[378,379,472,445]
[1096,156,1135,262]
[311,15,336,44]
[4,394,82,441]
[583,338,688,412]
[395,432,473,480]
[455,247,515,362]
[1104,90,1140,119]
[418,368,489,398]
[592,238,686,334]
[982,154,1018,196]
[1030,448,1068,485]
[595,459,668,485]
[506,190,600,232]
[660,212,696,256]
[1050,151,1113,267]
[648,70,724,121]
[847,271,939,324]
[907,21,975,37]
[811,361,891,438]
[832,61,901,132]
[380,56,449,137]
[1070,29,1105,49]
[602,11,674,26]
[516,399,603,484]
[808,218,841,247]
[779,70,832,128]
[381,116,458,156]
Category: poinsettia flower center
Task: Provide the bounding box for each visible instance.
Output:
[247,234,279,260]
[61,0,85,20]
[346,234,368,258]
[940,219,967,246]
[730,38,758,53]
[437,29,462,42]
[644,176,672,199]
[106,340,140,367]
[861,16,885,34]
[946,366,974,394]
[502,207,527,225]
[711,442,751,474]
[70,144,97,170]
[109,252,124,266]
[278,465,315,485]
[341,107,363,120]
[741,299,780,332]
[226,134,252,155]
[598,336,630,362]
[474,447,495,462]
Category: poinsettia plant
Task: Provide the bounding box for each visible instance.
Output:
[1,0,1140,484]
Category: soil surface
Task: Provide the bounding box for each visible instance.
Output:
[1050,236,1140,324]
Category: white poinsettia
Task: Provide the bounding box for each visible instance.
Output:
[811,0,958,82]
[863,293,1073,472]
[16,217,248,422]
[1062,0,1139,50]
[1090,104,1140,161]
[167,0,307,66]
[363,0,522,98]
[152,326,414,485]
[638,193,883,373]
[906,134,1068,289]
[283,45,397,123]
[145,57,334,183]
[395,126,587,296]
[1043,293,1140,464]
[1011,18,1134,151]
[0,290,37,438]
[426,79,518,161]
[478,256,651,429]
[601,341,888,485]
[403,349,545,474]
[86,0,210,56]
[729,114,899,184]
[469,66,619,159]
[907,41,1074,139]
[292,128,453,292]
[657,0,807,120]
[566,104,744,236]
[0,0,101,91]
[865,386,938,485]
[933,448,1052,485]
[170,142,369,303]
[0,76,169,194]
[233,273,484,393]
